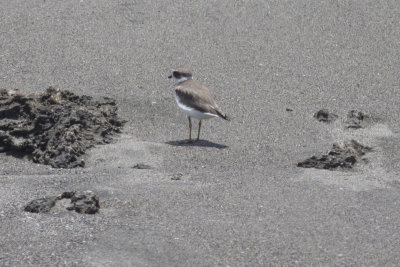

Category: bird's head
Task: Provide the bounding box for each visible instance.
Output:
[168,68,193,84]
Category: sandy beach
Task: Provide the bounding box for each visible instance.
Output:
[1,1,399,265]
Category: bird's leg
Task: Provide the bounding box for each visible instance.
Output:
[197,120,202,141]
[188,116,192,142]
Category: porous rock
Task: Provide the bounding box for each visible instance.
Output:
[24,191,100,214]
[297,140,372,170]
[0,87,125,168]
[314,109,338,123]
[24,196,58,213]
[345,110,375,129]
[66,191,100,214]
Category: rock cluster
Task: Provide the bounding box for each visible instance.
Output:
[345,110,375,129]
[297,140,372,170]
[314,109,338,123]
[24,190,100,214]
[0,87,125,168]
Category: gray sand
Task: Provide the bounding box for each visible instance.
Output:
[1,1,399,266]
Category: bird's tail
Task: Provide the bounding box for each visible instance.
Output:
[216,109,231,121]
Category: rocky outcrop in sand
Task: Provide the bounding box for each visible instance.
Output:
[24,191,100,214]
[0,87,125,168]
[297,140,372,170]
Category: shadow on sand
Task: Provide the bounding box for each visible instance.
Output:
[166,139,228,149]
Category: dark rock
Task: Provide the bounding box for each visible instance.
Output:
[65,191,100,214]
[345,110,375,129]
[314,109,338,123]
[60,191,76,198]
[24,190,100,214]
[0,87,125,168]
[132,163,152,169]
[24,196,58,213]
[297,140,372,170]
[171,172,183,180]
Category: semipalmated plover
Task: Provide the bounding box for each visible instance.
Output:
[168,68,230,142]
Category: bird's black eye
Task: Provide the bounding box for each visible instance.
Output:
[173,71,181,78]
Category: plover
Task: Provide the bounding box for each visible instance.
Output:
[168,68,230,142]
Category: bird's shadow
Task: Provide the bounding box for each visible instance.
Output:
[166,139,228,149]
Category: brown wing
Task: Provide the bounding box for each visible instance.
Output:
[175,80,230,120]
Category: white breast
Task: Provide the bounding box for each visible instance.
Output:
[174,92,218,120]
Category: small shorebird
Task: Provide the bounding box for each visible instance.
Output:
[168,68,230,142]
